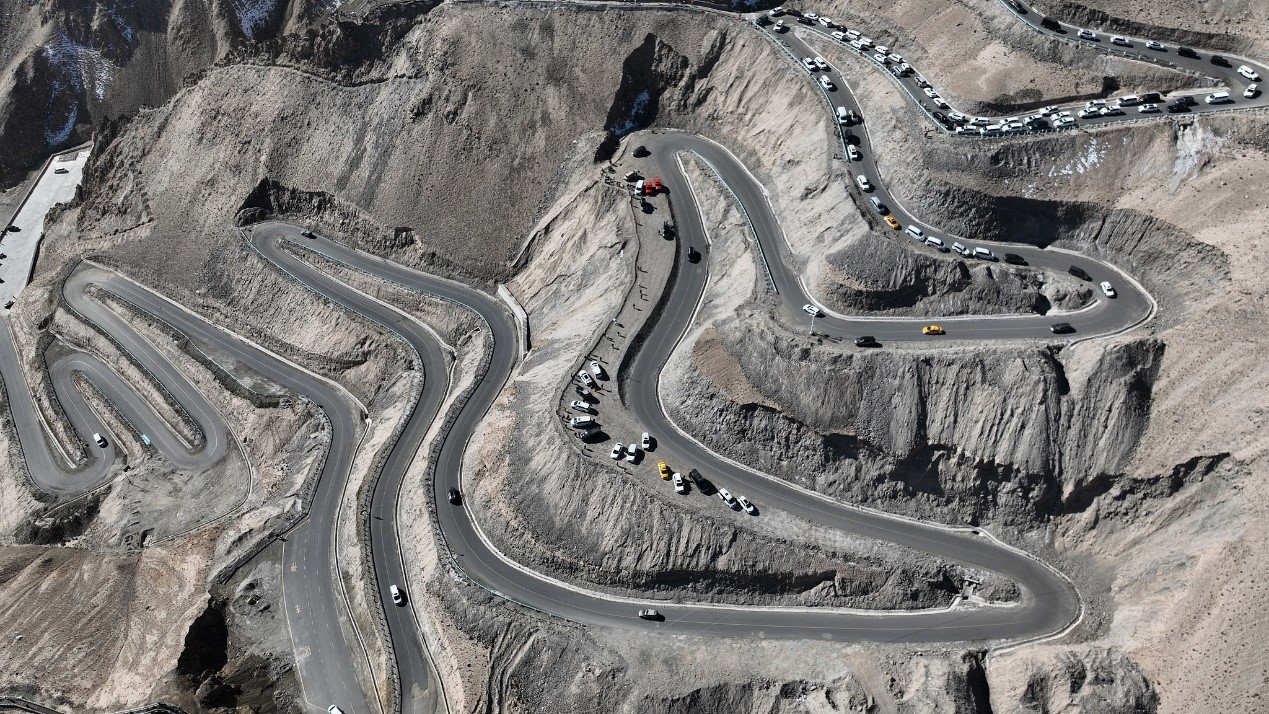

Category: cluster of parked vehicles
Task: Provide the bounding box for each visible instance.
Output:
[570,359,607,437]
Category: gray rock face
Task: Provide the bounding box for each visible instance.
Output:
[667,317,1165,526]
[1009,647,1159,714]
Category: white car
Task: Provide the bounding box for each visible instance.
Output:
[570,400,591,413]
[859,37,874,48]
[1054,117,1077,128]
[819,76,835,90]
[390,584,404,605]
[802,304,823,317]
[737,495,757,515]
[948,112,966,123]
[775,20,786,31]
[672,473,687,494]
[589,359,605,378]
[1245,83,1259,98]
[1078,108,1100,119]
[717,488,738,508]
[926,236,947,251]
[905,225,925,240]
[814,56,829,71]
[1111,35,1130,46]
[952,242,971,257]
[973,247,996,261]
[577,370,595,386]
[768,5,784,15]
[1137,104,1160,113]
[872,53,888,64]
[922,87,938,99]
[610,444,625,460]
[1145,40,1165,50]
[856,175,873,191]
[846,145,861,161]
[626,444,639,463]
[1238,65,1261,82]
[569,415,595,427]
[818,17,833,27]
[1077,29,1097,40]
[887,53,903,63]
[92,432,107,448]
[875,45,890,54]
[641,431,652,450]
[831,30,846,41]
[1100,281,1117,297]
[801,57,816,71]
[915,76,930,88]
[1099,107,1124,116]
[1039,105,1059,115]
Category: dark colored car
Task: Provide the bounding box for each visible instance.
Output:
[854,336,879,347]
[632,145,651,157]
[301,229,316,238]
[1050,322,1075,334]
[1177,46,1199,59]
[1173,95,1197,106]
[1040,17,1061,31]
[447,488,462,505]
[5,225,18,232]
[1003,252,1027,265]
[932,111,949,124]
[1068,265,1092,281]
[687,246,701,263]
[1166,104,1190,113]
[1209,54,1231,67]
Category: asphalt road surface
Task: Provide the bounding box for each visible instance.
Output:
[1,6,1263,714]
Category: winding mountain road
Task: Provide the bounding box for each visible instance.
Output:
[0,4,1259,714]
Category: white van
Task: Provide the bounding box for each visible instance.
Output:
[569,415,595,427]
[1238,65,1261,82]
[926,236,946,251]
[856,175,873,191]
[836,106,849,124]
[1115,94,1139,107]
[1205,91,1232,104]
[905,225,925,240]
[845,29,861,39]
[952,242,971,256]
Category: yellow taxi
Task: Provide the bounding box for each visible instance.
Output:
[657,461,672,479]
[884,215,901,230]
[922,325,945,335]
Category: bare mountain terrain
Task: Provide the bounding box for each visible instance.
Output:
[0,0,1266,712]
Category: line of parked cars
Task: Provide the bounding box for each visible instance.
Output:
[570,359,608,437]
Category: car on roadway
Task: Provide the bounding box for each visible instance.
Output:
[1054,117,1077,128]
[570,400,592,413]
[905,225,925,240]
[1110,35,1130,46]
[922,325,945,335]
[873,53,888,64]
[926,237,947,251]
[390,584,405,605]
[1100,281,1117,297]
[673,473,687,494]
[819,76,835,91]
[1050,322,1074,334]
[802,57,816,71]
[717,488,739,508]
[774,20,786,31]
[657,461,672,479]
[803,303,823,317]
[610,444,624,460]
[1166,102,1191,113]
[589,360,606,379]
[5,225,18,232]
[1210,54,1232,68]
[768,5,784,15]
[1138,103,1160,113]
[1077,29,1098,40]
[832,30,847,41]
[952,242,971,257]
[1099,106,1124,117]
[329,706,346,714]
[1245,83,1260,99]
[53,167,69,174]
[884,216,901,230]
[1239,65,1261,82]
[973,247,996,261]
[856,175,873,191]
[847,145,862,161]
[1004,252,1026,265]
[1145,40,1165,50]
[1069,265,1092,281]
[1177,46,1199,58]
[448,488,462,504]
[854,335,879,347]
[638,608,663,620]
[870,196,888,214]
[626,444,639,463]
[577,370,595,386]
[736,495,757,515]
[814,57,830,71]
[641,432,652,450]
[92,432,107,448]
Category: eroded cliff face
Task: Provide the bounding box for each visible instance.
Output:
[664,315,1164,527]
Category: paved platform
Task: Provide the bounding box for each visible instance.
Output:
[1,147,90,308]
